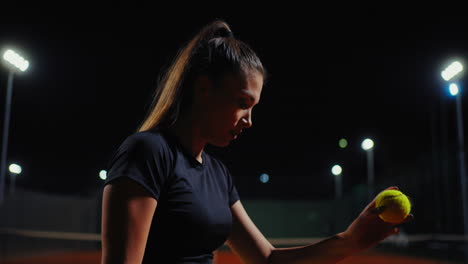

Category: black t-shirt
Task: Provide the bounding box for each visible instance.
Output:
[104,129,240,263]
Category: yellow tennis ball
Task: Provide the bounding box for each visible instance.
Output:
[375,189,411,224]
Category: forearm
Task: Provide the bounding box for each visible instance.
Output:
[268,232,360,264]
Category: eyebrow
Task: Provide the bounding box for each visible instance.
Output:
[241,90,258,104]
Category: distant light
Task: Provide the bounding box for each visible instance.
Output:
[338,138,348,149]
[3,49,29,72]
[9,164,22,174]
[449,83,460,96]
[361,138,374,151]
[99,170,107,180]
[259,173,269,183]
[441,61,463,81]
[331,165,342,176]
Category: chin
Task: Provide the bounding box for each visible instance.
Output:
[212,141,230,147]
[209,138,232,147]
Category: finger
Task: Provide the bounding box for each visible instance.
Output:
[391,214,414,230]
[370,205,386,215]
[395,214,414,226]
[402,214,414,223]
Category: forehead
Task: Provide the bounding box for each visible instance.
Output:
[220,72,263,103]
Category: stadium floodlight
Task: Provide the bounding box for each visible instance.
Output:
[331,165,342,176]
[8,164,21,174]
[99,170,107,180]
[361,138,374,151]
[441,61,463,81]
[449,83,460,96]
[3,49,29,72]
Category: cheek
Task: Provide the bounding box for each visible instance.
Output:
[228,108,244,123]
[218,110,238,127]
[212,109,241,132]
[234,111,245,124]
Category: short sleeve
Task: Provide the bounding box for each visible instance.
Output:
[229,180,240,206]
[104,132,173,200]
[222,163,240,206]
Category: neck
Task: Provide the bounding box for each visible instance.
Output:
[169,114,205,163]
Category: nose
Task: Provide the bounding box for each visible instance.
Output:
[241,110,253,128]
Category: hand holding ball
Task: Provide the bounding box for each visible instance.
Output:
[375,189,411,224]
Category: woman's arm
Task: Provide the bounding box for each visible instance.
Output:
[268,195,403,264]
[101,177,157,264]
[227,187,412,264]
[227,201,275,264]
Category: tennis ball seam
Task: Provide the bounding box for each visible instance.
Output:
[380,194,404,203]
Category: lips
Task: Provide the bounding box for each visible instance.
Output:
[230,129,242,138]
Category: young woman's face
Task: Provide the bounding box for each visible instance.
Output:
[201,71,263,147]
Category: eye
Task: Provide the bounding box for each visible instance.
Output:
[238,100,249,109]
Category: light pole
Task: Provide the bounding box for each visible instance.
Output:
[331,164,343,200]
[330,164,343,234]
[361,138,375,201]
[8,163,21,195]
[0,49,29,204]
[442,60,467,261]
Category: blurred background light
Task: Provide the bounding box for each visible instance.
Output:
[259,173,269,183]
[8,163,22,174]
[99,170,107,180]
[449,83,460,96]
[331,164,342,176]
[338,138,348,149]
[361,138,374,151]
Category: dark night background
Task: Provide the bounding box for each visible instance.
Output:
[1,3,468,233]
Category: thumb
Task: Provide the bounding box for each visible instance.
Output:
[370,206,386,215]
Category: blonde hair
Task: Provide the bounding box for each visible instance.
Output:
[137,20,266,132]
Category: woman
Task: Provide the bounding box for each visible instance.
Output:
[101,20,412,264]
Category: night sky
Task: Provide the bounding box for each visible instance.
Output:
[1,5,467,204]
